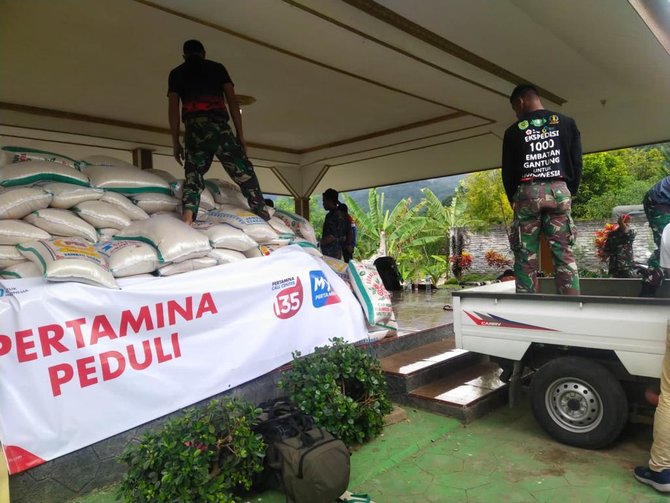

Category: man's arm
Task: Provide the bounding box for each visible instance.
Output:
[168,92,183,165]
[321,213,337,245]
[568,120,583,196]
[501,129,517,205]
[223,83,246,152]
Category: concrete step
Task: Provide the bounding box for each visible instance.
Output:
[405,361,508,423]
[381,339,483,397]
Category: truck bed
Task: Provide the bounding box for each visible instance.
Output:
[453,278,670,378]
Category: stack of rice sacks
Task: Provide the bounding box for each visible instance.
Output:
[0,147,320,289]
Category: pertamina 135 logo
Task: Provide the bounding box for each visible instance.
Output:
[272,277,304,319]
[309,270,341,308]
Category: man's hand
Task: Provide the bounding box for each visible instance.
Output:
[173,143,184,165]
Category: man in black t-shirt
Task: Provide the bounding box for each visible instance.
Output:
[320,189,347,260]
[502,84,582,295]
[168,39,269,224]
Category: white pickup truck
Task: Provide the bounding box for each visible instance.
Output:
[453,278,667,448]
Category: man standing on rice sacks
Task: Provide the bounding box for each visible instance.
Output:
[502,84,582,295]
[168,39,269,225]
[320,188,348,260]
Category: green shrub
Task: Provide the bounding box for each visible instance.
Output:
[117,398,264,503]
[578,268,608,278]
[279,337,393,446]
[461,273,497,282]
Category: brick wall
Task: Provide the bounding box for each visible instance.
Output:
[463,214,654,275]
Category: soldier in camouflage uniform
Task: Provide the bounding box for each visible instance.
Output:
[509,181,580,294]
[640,177,670,295]
[502,84,582,295]
[602,214,636,278]
[168,40,268,224]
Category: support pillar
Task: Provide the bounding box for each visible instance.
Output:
[295,197,310,221]
[132,148,154,170]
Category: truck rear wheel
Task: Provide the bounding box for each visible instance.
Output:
[529,356,628,449]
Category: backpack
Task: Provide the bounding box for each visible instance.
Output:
[373,256,403,291]
[255,401,351,503]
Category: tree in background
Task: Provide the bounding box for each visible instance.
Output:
[572,146,669,219]
[457,169,513,235]
[341,189,428,260]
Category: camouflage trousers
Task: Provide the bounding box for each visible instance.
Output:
[643,192,670,270]
[509,180,580,295]
[183,116,266,217]
[603,227,636,278]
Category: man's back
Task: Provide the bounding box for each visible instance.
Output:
[322,209,347,259]
[168,58,232,120]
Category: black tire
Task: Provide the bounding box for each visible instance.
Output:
[529,356,628,449]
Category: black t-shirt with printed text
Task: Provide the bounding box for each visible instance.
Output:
[501,109,582,203]
[167,57,233,121]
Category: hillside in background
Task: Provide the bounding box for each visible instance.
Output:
[344,174,465,210]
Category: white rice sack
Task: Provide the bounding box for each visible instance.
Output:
[100,191,149,221]
[0,187,52,219]
[144,168,177,183]
[347,260,393,325]
[274,209,317,245]
[98,240,160,277]
[24,209,98,243]
[114,214,211,263]
[154,210,182,219]
[0,245,26,269]
[0,261,41,279]
[244,244,277,258]
[368,311,398,341]
[17,238,118,288]
[0,146,80,169]
[269,216,295,239]
[192,221,257,251]
[290,239,322,257]
[321,255,350,285]
[208,248,247,264]
[374,311,398,333]
[264,237,292,247]
[0,160,89,188]
[82,163,171,195]
[80,155,134,168]
[156,257,217,276]
[0,220,51,245]
[72,201,132,229]
[98,228,118,240]
[41,182,104,208]
[200,187,217,210]
[171,181,217,210]
[207,208,277,242]
[204,179,249,208]
[130,193,180,214]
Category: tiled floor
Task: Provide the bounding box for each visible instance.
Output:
[390,288,456,334]
[70,285,664,503]
[74,398,662,503]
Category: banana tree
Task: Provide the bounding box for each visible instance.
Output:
[342,189,431,260]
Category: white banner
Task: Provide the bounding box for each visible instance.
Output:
[0,247,367,474]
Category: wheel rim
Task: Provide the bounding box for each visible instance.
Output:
[544,377,604,433]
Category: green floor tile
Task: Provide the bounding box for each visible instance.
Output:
[69,397,662,503]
